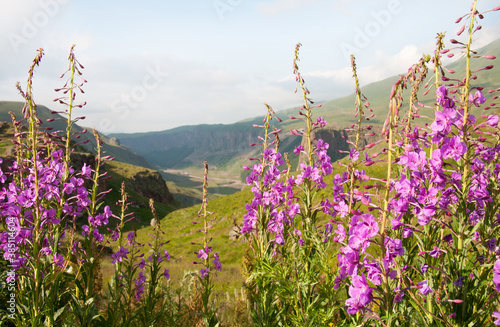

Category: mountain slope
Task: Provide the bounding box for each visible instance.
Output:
[0,101,153,169]
[110,37,500,182]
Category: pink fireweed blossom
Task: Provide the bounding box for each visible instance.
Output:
[333,224,346,243]
[53,253,65,267]
[493,312,500,325]
[469,90,486,107]
[349,148,359,162]
[81,163,92,178]
[293,145,304,155]
[345,274,372,314]
[200,268,209,279]
[111,247,129,264]
[196,246,212,261]
[494,260,500,292]
[442,135,467,161]
[316,116,327,127]
[418,280,433,295]
[213,252,222,271]
[134,272,147,301]
[488,114,499,127]
[436,85,448,105]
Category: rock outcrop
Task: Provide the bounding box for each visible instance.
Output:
[126,170,175,205]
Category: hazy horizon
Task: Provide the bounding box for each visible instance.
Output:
[1,0,499,134]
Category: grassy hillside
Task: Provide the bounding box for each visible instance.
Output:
[131,153,390,292]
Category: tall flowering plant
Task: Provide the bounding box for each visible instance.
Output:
[0,47,116,326]
[328,1,500,326]
[241,45,344,326]
[242,1,500,326]
[0,46,177,327]
[191,161,221,327]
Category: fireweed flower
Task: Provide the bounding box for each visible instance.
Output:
[429,246,443,258]
[138,257,146,269]
[469,210,482,226]
[162,249,170,261]
[81,163,92,177]
[487,115,499,127]
[316,116,327,127]
[364,260,382,285]
[163,268,170,279]
[398,150,427,171]
[293,144,304,155]
[81,225,90,237]
[134,271,147,301]
[127,231,135,246]
[436,85,448,105]
[112,247,129,264]
[345,274,372,314]
[430,108,457,135]
[442,135,467,161]
[200,268,209,279]
[197,247,212,260]
[385,237,404,264]
[487,238,498,253]
[349,214,379,245]
[111,229,120,241]
[492,312,500,326]
[53,253,65,267]
[418,280,433,295]
[92,229,104,242]
[349,148,359,161]
[213,252,222,271]
[443,233,453,245]
[333,224,346,243]
[469,89,486,107]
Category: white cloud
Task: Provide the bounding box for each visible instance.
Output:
[0,0,39,33]
[304,44,426,86]
[41,31,96,53]
[257,0,317,16]
[473,20,500,49]
[51,53,300,133]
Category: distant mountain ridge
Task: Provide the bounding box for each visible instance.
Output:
[110,37,500,178]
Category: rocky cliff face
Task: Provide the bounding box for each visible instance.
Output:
[62,153,175,207]
[126,170,175,205]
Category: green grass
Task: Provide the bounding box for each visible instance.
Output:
[126,153,390,295]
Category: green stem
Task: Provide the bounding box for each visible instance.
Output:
[348,55,364,214]
[461,0,477,195]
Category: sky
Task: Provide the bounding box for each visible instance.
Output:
[1,0,499,134]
